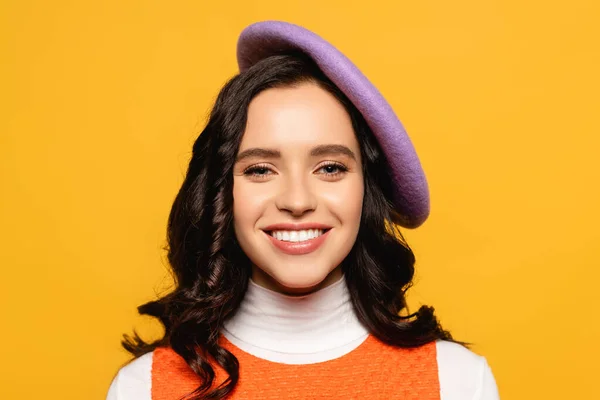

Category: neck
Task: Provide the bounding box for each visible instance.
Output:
[221,273,370,364]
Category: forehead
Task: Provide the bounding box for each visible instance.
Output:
[239,82,359,153]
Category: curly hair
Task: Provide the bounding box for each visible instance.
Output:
[122,51,465,399]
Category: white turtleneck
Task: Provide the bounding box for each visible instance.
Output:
[107,275,500,399]
[221,273,370,364]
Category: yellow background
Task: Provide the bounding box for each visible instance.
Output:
[1,0,599,398]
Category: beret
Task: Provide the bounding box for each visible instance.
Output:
[236,20,430,229]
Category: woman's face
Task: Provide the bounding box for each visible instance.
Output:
[233,81,364,295]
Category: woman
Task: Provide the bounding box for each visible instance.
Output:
[107,21,499,399]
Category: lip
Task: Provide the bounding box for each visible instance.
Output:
[263,228,331,256]
[262,222,333,231]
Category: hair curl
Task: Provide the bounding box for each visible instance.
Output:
[122,51,466,400]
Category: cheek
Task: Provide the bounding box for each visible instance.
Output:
[320,177,364,223]
[233,179,270,231]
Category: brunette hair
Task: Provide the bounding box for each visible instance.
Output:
[122,51,464,399]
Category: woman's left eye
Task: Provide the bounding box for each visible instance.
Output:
[317,163,348,176]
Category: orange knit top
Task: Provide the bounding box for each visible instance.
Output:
[151,333,440,399]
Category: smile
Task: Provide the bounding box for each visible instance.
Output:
[269,229,326,242]
[262,228,331,255]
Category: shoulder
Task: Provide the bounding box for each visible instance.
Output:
[435,340,500,400]
[106,351,153,400]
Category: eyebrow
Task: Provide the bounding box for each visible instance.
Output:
[235,144,357,163]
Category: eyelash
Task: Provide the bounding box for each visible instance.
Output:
[243,162,348,180]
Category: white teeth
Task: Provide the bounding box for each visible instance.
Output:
[270,229,325,242]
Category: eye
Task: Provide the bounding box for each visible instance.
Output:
[316,162,348,177]
[243,164,274,180]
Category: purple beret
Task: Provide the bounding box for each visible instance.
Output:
[236,21,430,229]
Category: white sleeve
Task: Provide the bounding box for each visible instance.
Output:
[106,352,153,400]
[436,340,500,400]
[475,356,500,400]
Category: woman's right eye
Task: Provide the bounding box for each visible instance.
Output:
[243,165,273,179]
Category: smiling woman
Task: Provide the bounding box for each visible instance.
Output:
[233,82,364,295]
[107,21,499,400]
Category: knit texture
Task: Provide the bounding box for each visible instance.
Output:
[151,334,441,399]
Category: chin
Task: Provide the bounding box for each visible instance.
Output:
[278,275,323,290]
[273,265,341,293]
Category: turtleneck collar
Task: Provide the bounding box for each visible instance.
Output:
[221,273,370,364]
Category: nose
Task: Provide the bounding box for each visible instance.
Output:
[275,174,318,217]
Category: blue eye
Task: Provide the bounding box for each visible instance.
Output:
[318,163,348,176]
[243,165,272,178]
